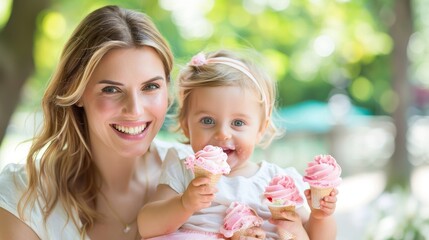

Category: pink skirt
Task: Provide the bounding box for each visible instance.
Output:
[144,229,225,240]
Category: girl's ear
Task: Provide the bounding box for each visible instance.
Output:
[180,118,190,138]
[257,118,269,142]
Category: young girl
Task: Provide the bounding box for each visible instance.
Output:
[138,50,338,239]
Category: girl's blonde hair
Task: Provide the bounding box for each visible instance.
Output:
[18,5,173,235]
[176,49,281,148]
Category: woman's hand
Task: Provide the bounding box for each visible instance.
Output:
[181,177,217,213]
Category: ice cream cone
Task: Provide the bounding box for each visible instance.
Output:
[303,154,341,209]
[231,228,246,240]
[193,166,222,187]
[220,202,264,239]
[230,226,265,240]
[268,205,295,220]
[310,186,333,209]
[278,227,296,240]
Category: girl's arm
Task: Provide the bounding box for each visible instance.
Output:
[0,208,40,240]
[304,188,338,240]
[305,214,337,240]
[137,177,216,238]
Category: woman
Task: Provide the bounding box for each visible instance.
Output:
[0,5,191,240]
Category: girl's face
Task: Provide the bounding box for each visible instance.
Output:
[182,86,266,171]
[80,47,168,159]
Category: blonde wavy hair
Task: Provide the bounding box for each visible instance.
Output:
[175,49,282,148]
[18,5,173,236]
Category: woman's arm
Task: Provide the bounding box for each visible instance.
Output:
[137,177,216,238]
[0,208,40,240]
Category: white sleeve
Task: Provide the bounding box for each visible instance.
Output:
[0,164,89,240]
[0,164,25,220]
[158,148,194,194]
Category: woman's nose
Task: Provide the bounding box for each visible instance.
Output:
[122,92,144,116]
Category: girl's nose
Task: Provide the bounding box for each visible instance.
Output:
[214,124,232,141]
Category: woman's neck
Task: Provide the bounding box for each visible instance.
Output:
[91,147,142,193]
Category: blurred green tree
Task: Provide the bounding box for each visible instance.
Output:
[0,0,420,188]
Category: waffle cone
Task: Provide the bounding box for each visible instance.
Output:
[230,226,265,240]
[268,205,295,220]
[310,186,333,209]
[278,228,296,240]
[193,166,221,187]
[231,229,247,240]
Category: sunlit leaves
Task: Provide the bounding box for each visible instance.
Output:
[23,0,402,115]
[0,0,11,29]
[379,89,398,113]
[35,11,67,72]
[351,76,373,102]
[263,49,289,81]
[42,12,66,40]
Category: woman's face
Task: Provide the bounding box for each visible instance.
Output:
[80,47,168,159]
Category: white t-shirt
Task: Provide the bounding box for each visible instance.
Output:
[159,148,309,239]
[0,139,192,240]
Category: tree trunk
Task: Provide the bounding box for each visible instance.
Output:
[387,0,413,189]
[0,0,51,146]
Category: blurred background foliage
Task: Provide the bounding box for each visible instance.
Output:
[1,0,404,113]
[2,0,427,115]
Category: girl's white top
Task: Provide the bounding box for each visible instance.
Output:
[0,139,192,240]
[160,148,308,240]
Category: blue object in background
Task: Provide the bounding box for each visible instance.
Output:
[276,100,371,133]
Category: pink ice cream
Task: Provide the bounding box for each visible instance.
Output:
[264,175,304,206]
[220,202,263,238]
[303,154,342,188]
[184,145,231,175]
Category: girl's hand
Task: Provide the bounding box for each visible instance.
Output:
[270,211,309,240]
[181,177,217,213]
[305,188,338,219]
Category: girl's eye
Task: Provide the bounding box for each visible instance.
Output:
[101,86,120,93]
[143,83,160,91]
[232,119,245,127]
[200,117,215,125]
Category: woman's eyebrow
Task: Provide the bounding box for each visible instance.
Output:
[97,76,165,86]
[98,79,123,86]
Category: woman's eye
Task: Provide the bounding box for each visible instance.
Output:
[101,86,120,93]
[200,117,214,125]
[143,83,160,91]
[232,119,245,127]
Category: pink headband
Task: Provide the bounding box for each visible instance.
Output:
[188,52,269,117]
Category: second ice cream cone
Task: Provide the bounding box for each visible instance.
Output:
[310,186,333,209]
